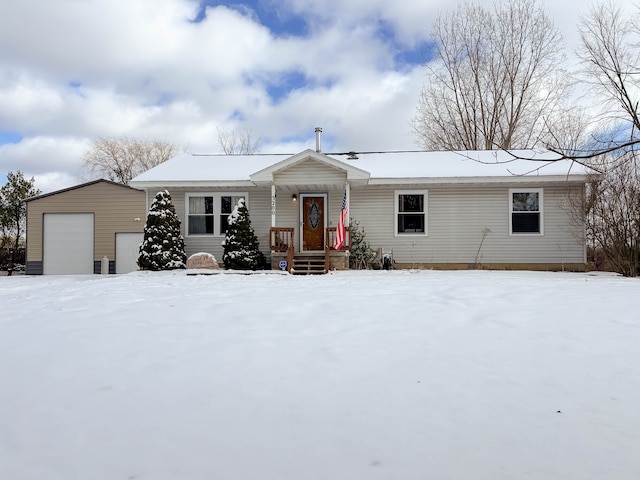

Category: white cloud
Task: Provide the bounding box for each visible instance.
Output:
[30,171,83,195]
[0,136,90,191]
[0,0,638,193]
[277,0,452,46]
[0,72,65,127]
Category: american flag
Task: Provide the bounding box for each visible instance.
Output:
[333,190,348,250]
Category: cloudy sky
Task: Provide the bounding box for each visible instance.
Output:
[0,0,637,193]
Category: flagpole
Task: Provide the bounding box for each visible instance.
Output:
[333,185,348,251]
[345,182,350,227]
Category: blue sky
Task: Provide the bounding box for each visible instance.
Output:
[0,131,22,144]
[193,0,309,37]
[0,131,22,186]
[0,0,637,193]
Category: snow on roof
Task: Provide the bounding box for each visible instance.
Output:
[130,149,590,186]
[345,149,589,178]
[130,153,288,183]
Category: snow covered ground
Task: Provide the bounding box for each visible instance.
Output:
[1,270,639,480]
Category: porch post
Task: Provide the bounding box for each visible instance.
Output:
[271,183,276,227]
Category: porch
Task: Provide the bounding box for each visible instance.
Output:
[269,226,351,274]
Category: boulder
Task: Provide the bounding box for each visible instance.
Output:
[187,252,219,270]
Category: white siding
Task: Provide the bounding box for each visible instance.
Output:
[150,187,273,262]
[249,189,272,257]
[351,184,585,266]
[274,159,345,187]
[145,182,585,268]
[273,189,300,247]
[328,190,346,229]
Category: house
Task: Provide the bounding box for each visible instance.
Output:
[25,179,146,275]
[129,132,590,273]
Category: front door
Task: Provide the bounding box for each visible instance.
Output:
[301,194,326,251]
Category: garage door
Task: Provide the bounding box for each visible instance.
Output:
[116,233,143,274]
[43,213,94,275]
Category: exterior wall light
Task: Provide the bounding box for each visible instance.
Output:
[292,194,297,202]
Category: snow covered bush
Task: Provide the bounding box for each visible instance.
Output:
[138,190,186,271]
[349,217,377,269]
[222,198,266,270]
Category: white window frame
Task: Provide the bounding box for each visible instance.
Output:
[185,192,248,237]
[394,190,428,236]
[509,188,544,236]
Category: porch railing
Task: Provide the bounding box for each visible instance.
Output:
[325,227,351,251]
[270,227,294,272]
[324,226,351,272]
[270,226,351,273]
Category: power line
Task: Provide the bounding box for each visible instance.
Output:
[191,149,430,157]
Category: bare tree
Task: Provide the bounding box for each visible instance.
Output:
[543,108,592,158]
[576,2,640,153]
[528,2,640,164]
[412,0,567,151]
[582,153,640,276]
[564,2,640,276]
[82,137,179,184]
[217,127,261,155]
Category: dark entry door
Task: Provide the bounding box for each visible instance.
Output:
[302,195,325,251]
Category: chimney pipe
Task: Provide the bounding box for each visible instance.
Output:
[315,127,322,152]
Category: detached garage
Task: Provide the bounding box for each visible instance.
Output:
[25,180,146,275]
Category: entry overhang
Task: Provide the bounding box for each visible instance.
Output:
[250,149,370,186]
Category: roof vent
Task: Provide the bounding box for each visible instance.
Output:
[315,127,322,152]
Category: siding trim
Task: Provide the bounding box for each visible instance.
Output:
[509,188,544,236]
[394,190,429,237]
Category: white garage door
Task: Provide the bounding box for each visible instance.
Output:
[43,213,94,275]
[116,233,143,274]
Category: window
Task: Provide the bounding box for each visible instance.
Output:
[509,189,543,235]
[220,195,245,234]
[186,193,247,236]
[395,191,427,235]
[188,196,214,234]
